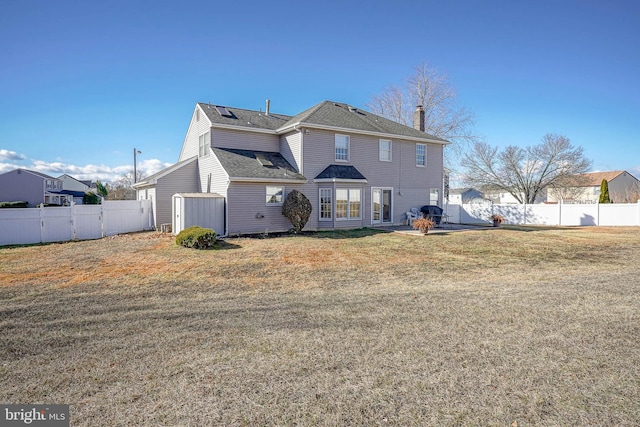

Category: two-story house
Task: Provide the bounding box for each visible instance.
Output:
[546,170,640,203]
[0,168,72,207]
[133,100,449,235]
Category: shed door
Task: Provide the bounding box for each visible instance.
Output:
[174,197,182,234]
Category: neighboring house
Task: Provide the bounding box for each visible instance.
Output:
[482,189,548,204]
[448,188,485,204]
[134,100,449,235]
[58,173,93,204]
[0,168,72,207]
[547,170,640,204]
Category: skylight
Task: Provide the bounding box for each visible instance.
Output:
[215,105,232,117]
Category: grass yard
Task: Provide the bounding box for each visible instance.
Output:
[1,226,639,426]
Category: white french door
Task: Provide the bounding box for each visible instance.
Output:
[372,188,392,224]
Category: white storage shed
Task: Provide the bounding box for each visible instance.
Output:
[172,193,226,236]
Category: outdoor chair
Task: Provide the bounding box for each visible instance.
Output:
[405,207,420,225]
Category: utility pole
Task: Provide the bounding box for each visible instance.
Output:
[133,148,142,183]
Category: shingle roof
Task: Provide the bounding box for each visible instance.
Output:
[132,156,197,187]
[575,171,629,186]
[280,101,448,143]
[211,148,306,182]
[314,164,367,181]
[198,100,449,143]
[198,103,291,131]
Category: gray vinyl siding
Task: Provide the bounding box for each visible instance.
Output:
[226,182,306,235]
[198,153,229,196]
[179,106,211,161]
[0,170,45,207]
[153,160,199,226]
[280,132,302,173]
[302,129,443,226]
[211,128,279,152]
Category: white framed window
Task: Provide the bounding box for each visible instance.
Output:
[335,134,350,162]
[319,188,332,221]
[430,188,439,206]
[379,139,392,162]
[199,131,210,157]
[266,186,284,205]
[335,188,361,220]
[416,143,426,167]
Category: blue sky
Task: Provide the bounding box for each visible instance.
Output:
[1,0,639,183]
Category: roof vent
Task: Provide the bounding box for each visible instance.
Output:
[348,106,357,113]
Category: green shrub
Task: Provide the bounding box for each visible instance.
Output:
[175,226,217,249]
[83,192,101,205]
[0,201,28,208]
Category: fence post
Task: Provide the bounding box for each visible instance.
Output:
[100,202,105,238]
[558,201,562,226]
[39,204,45,243]
[71,201,76,240]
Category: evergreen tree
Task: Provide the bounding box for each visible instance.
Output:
[599,179,611,203]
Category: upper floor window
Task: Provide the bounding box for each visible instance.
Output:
[266,186,284,205]
[416,143,426,167]
[379,139,392,162]
[199,131,210,157]
[335,134,350,162]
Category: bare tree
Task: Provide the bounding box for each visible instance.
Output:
[105,172,142,200]
[462,134,592,204]
[546,174,591,203]
[367,63,477,149]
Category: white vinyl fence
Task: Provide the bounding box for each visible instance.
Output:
[0,200,154,246]
[444,202,640,227]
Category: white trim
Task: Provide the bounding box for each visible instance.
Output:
[265,185,285,206]
[335,188,362,221]
[416,143,427,167]
[278,121,449,145]
[313,178,367,183]
[379,139,392,162]
[199,130,211,158]
[210,123,279,135]
[371,187,394,224]
[132,156,198,188]
[319,188,333,222]
[229,177,308,184]
[335,134,350,162]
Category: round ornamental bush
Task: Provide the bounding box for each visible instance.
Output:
[175,226,217,249]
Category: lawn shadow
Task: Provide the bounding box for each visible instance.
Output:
[310,227,393,239]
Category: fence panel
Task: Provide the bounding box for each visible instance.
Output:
[0,208,42,246]
[599,204,637,226]
[102,200,153,236]
[41,207,74,243]
[0,200,155,246]
[448,202,640,226]
[73,204,104,240]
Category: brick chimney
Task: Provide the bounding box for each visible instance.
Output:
[413,105,425,131]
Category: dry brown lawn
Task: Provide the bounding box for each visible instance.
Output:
[1,226,639,426]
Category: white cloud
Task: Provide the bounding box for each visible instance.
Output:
[1,158,172,183]
[0,149,26,161]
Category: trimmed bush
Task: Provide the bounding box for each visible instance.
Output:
[0,201,28,208]
[175,226,217,249]
[282,189,312,233]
